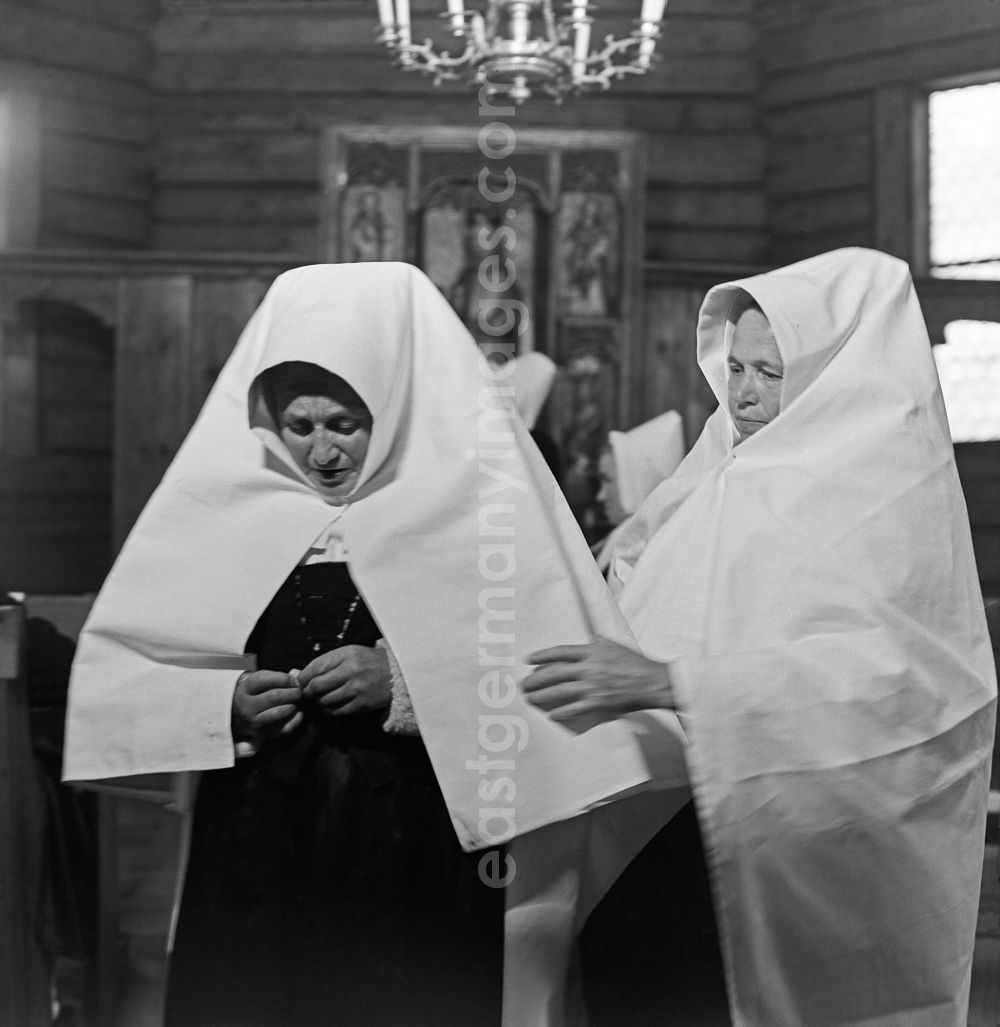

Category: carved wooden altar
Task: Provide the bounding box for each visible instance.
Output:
[320,125,646,537]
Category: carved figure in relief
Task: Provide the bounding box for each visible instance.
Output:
[563,195,616,317]
[348,189,386,263]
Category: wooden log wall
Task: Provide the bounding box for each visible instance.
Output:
[640,263,754,442]
[758,0,1000,265]
[151,0,766,264]
[0,0,157,249]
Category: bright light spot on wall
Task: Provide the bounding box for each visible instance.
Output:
[934,321,1000,440]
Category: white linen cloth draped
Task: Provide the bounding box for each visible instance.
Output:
[610,247,996,1026]
[62,262,688,845]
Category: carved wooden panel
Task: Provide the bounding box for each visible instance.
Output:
[321,124,645,533]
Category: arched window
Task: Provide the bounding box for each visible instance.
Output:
[0,299,114,592]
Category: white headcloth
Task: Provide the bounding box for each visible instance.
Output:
[607,410,685,515]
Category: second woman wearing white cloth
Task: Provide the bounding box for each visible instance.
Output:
[524,248,997,1026]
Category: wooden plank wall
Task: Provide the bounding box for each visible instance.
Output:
[640,266,747,440]
[151,0,766,264]
[0,0,157,248]
[758,0,1000,265]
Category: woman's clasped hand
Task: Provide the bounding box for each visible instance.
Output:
[232,644,392,742]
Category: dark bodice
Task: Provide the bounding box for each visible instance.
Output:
[167,560,504,1027]
[247,561,380,673]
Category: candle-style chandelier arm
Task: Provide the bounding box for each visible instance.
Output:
[374,0,669,104]
[540,0,561,45]
[379,12,483,82]
[575,23,663,89]
[396,36,480,82]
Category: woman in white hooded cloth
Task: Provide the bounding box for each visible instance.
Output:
[524,248,997,1025]
[62,263,692,1026]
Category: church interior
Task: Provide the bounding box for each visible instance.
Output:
[1,0,999,1023]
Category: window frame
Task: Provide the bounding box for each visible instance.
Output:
[875,71,1000,277]
[873,74,1000,346]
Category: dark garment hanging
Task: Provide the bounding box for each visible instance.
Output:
[165,563,504,1027]
[580,800,731,1026]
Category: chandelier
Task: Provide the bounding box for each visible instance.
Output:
[374,0,668,104]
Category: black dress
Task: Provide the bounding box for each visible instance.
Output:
[580,802,731,1025]
[165,563,504,1027]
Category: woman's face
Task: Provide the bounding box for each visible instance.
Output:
[727,308,784,441]
[276,389,372,502]
[596,449,627,525]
